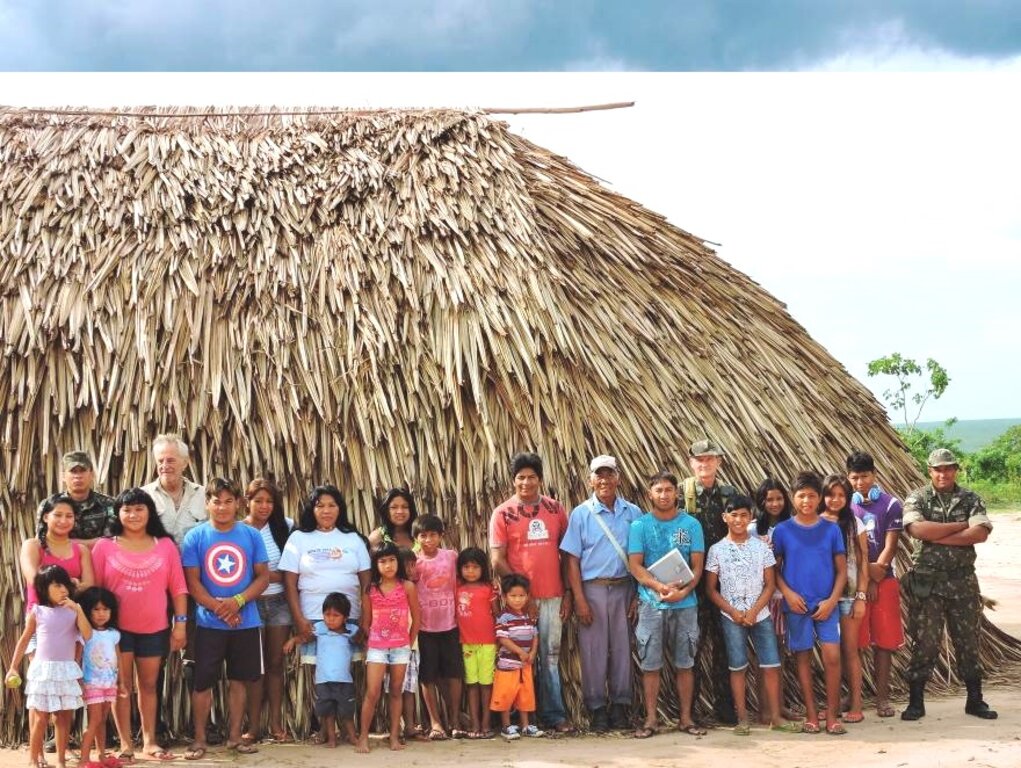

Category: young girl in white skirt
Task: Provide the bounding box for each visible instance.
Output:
[5,565,92,768]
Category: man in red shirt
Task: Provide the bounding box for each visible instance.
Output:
[489,453,574,734]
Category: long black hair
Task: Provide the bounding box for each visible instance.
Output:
[246,477,290,552]
[456,546,492,584]
[78,586,120,630]
[376,487,418,541]
[754,478,793,536]
[34,564,75,607]
[109,488,173,539]
[298,485,366,546]
[368,542,408,588]
[822,473,857,548]
[37,494,79,553]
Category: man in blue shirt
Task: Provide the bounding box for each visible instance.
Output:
[561,455,641,732]
[181,478,270,760]
[628,471,705,737]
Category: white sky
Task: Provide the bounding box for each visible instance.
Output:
[2,72,1019,422]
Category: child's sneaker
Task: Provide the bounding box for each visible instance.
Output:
[520,725,545,738]
[501,725,521,741]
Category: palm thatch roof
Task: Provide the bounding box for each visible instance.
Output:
[1,106,1018,742]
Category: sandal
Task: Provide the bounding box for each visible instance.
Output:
[842,711,865,723]
[478,730,496,740]
[116,752,135,764]
[142,748,177,761]
[732,721,751,736]
[427,728,448,741]
[633,725,656,739]
[678,722,707,736]
[876,702,896,718]
[770,721,803,734]
[182,745,205,762]
[450,729,468,739]
[225,742,258,754]
[826,721,847,736]
[802,721,820,734]
[265,731,293,744]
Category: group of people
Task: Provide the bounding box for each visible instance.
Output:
[5,433,1000,768]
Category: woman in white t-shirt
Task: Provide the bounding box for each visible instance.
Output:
[279,485,371,655]
[241,477,294,744]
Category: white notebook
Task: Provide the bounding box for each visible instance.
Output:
[646,548,695,586]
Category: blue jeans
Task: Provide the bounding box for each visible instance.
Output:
[535,597,568,727]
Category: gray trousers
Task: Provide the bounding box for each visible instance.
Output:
[579,580,634,710]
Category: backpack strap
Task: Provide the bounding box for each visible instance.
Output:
[683,477,698,515]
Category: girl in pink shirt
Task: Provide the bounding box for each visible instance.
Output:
[357,543,420,753]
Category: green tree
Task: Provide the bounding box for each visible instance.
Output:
[968,425,1021,483]
[868,353,958,471]
[867,352,950,432]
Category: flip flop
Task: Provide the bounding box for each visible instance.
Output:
[450,729,468,739]
[116,752,135,763]
[182,746,205,762]
[265,731,293,744]
[826,721,847,735]
[770,721,804,734]
[802,721,820,734]
[679,723,707,736]
[226,742,258,754]
[732,721,752,736]
[143,748,177,761]
[633,726,656,739]
[478,730,496,740]
[842,711,865,723]
[427,729,448,741]
[876,702,896,718]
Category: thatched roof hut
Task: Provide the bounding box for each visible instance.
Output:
[1,106,1017,741]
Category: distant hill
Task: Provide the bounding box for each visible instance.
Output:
[914,418,1021,453]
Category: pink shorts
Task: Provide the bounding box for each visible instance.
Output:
[858,576,904,651]
[83,684,118,705]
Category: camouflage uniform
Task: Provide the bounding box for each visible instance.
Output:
[691,479,739,722]
[902,483,993,683]
[41,489,116,540]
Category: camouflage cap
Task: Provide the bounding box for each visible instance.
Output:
[689,439,725,457]
[927,448,959,468]
[62,450,93,471]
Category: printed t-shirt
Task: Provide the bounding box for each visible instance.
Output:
[627,510,704,610]
[82,628,121,687]
[367,582,411,649]
[415,548,457,632]
[456,582,497,644]
[495,610,537,671]
[314,620,359,684]
[278,528,370,620]
[771,517,845,608]
[705,536,776,622]
[91,536,188,633]
[489,495,568,599]
[851,491,903,578]
[181,522,268,630]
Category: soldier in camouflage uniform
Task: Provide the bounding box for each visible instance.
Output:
[900,448,997,721]
[686,439,740,725]
[41,451,116,548]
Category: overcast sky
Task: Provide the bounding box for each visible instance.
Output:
[1,3,1019,423]
[1,0,1020,70]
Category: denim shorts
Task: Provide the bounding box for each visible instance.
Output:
[838,597,854,618]
[719,615,781,671]
[634,602,698,671]
[256,592,292,627]
[366,644,412,665]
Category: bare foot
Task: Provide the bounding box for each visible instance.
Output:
[322,739,337,749]
[354,738,370,754]
[389,736,405,751]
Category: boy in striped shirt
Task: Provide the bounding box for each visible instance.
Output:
[491,574,544,740]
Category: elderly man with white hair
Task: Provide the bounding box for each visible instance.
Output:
[142,432,206,546]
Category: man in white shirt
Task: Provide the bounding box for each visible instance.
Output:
[142,433,206,546]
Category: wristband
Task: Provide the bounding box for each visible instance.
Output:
[173,615,188,623]
[233,594,246,608]
[854,591,867,601]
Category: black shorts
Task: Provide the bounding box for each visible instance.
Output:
[119,628,170,658]
[417,628,464,684]
[193,626,263,691]
[314,682,356,720]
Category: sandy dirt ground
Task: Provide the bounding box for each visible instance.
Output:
[5,511,1021,768]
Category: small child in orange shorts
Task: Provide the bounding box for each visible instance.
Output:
[490,574,543,741]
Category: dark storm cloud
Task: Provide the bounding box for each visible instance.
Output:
[0,0,1018,70]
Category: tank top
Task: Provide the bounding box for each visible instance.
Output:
[25,541,85,609]
[367,582,411,649]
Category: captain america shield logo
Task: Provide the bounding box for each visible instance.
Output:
[204,542,247,588]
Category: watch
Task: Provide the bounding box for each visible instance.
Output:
[854,591,867,601]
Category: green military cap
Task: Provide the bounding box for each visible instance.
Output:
[689,439,725,457]
[62,450,94,471]
[927,448,958,467]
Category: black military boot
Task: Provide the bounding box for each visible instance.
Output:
[900,681,926,721]
[964,679,998,719]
